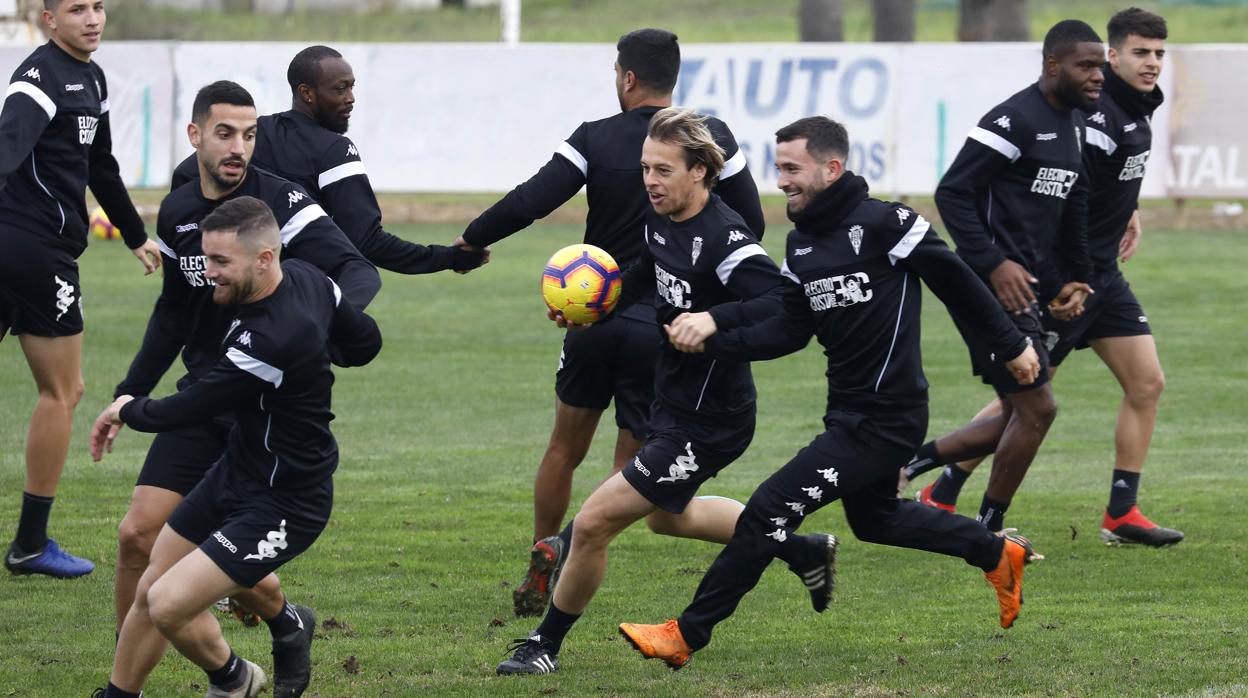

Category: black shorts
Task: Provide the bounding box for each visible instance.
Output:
[555,314,659,440]
[0,232,83,337]
[135,420,233,495]
[1042,272,1151,367]
[622,404,755,514]
[167,457,333,588]
[953,303,1051,398]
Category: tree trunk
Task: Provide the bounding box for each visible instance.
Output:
[960,0,1029,41]
[989,0,1029,41]
[799,0,843,42]
[873,0,916,42]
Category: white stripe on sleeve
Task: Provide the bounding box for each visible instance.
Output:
[887,215,931,265]
[226,347,284,388]
[1085,127,1118,156]
[715,243,768,285]
[279,204,328,245]
[318,161,367,189]
[780,258,800,284]
[6,81,56,120]
[155,234,176,259]
[555,141,588,176]
[968,126,1021,162]
[720,148,747,179]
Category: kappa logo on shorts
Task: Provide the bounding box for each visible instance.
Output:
[801,486,824,502]
[770,516,789,526]
[213,531,238,554]
[53,275,75,321]
[244,520,289,561]
[767,528,788,542]
[656,442,699,483]
[1138,315,1148,323]
[816,467,839,486]
[786,501,807,516]
[632,456,651,478]
[1044,330,1060,352]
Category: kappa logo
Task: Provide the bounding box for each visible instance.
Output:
[632,456,651,478]
[1089,112,1107,126]
[237,331,252,348]
[770,517,789,526]
[244,520,289,561]
[287,190,305,208]
[23,67,39,82]
[1124,123,1138,133]
[848,225,864,255]
[1138,315,1148,323]
[1036,132,1057,141]
[175,222,199,233]
[767,529,788,543]
[346,143,359,157]
[816,466,839,486]
[794,246,813,256]
[65,83,84,92]
[213,531,238,554]
[896,208,910,225]
[726,230,747,244]
[1044,330,1060,352]
[802,486,824,502]
[652,231,666,245]
[691,236,703,265]
[53,275,75,321]
[786,501,807,516]
[657,442,699,484]
[993,115,1011,131]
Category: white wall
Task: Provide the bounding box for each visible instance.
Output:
[0,41,1241,197]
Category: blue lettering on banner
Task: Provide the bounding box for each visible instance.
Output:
[679,54,892,186]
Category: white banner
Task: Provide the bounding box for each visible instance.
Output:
[0,41,1237,198]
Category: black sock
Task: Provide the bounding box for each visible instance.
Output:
[264,599,304,640]
[976,496,1010,532]
[533,600,580,654]
[901,441,944,480]
[205,650,245,688]
[1107,469,1141,518]
[930,465,971,506]
[103,682,142,698]
[557,520,574,552]
[13,492,53,554]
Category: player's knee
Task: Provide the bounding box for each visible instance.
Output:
[1127,369,1165,407]
[145,583,183,633]
[1017,393,1057,431]
[570,512,614,549]
[116,517,157,569]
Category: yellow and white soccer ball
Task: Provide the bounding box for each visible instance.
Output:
[540,243,623,325]
[89,207,121,241]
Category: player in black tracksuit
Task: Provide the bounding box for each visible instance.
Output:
[905,10,1182,546]
[467,29,766,619]
[169,45,482,275]
[497,108,787,676]
[902,21,1105,534]
[618,118,1042,667]
[0,5,163,579]
[100,82,378,698]
[94,196,381,698]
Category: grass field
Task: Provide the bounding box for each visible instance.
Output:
[106,0,1248,43]
[0,217,1246,696]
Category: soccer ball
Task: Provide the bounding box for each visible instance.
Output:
[540,243,622,325]
[89,207,121,241]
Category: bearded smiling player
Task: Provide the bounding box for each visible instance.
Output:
[904,8,1181,547]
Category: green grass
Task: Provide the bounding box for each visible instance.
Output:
[106,0,1248,43]
[1,218,1246,696]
